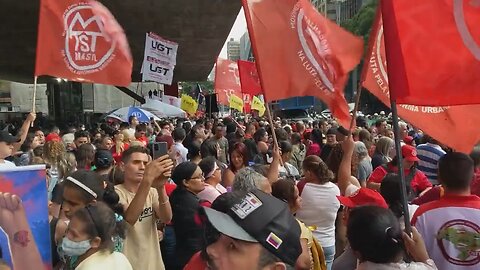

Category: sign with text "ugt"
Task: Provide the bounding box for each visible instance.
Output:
[141,32,178,85]
[142,56,174,85]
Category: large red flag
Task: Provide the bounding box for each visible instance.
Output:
[238,60,262,96]
[242,0,363,127]
[362,10,480,153]
[214,58,242,106]
[381,0,480,106]
[35,0,132,86]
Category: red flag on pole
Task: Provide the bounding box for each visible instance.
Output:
[381,0,480,106]
[214,58,242,106]
[362,10,480,153]
[238,60,262,96]
[35,0,133,86]
[242,0,363,127]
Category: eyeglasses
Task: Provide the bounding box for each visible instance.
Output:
[190,175,205,181]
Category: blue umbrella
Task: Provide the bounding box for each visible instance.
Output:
[107,106,160,122]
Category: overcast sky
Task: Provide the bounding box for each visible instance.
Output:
[219,8,247,58]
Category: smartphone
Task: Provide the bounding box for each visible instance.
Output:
[151,142,168,159]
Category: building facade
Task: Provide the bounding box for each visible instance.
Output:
[227,38,241,61]
[240,33,254,61]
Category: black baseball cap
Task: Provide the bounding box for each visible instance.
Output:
[203,189,301,266]
[0,130,20,144]
[94,150,114,169]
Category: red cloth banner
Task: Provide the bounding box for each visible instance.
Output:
[35,0,132,86]
[362,10,480,153]
[381,0,480,106]
[214,58,242,106]
[242,0,363,127]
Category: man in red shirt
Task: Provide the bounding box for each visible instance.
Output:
[411,152,480,270]
[367,145,432,197]
[413,147,480,205]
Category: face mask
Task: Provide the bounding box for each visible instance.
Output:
[61,237,91,256]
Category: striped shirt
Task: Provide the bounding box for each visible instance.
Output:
[416,143,446,185]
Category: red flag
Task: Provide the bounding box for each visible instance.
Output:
[238,60,262,96]
[381,0,480,106]
[362,10,480,153]
[35,0,132,86]
[214,58,242,106]
[242,0,363,127]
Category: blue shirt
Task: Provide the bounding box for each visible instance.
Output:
[416,143,446,185]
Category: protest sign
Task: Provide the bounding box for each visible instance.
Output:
[0,165,51,269]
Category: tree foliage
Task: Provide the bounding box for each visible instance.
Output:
[341,0,378,50]
[179,81,214,96]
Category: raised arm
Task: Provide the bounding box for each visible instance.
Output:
[338,136,358,195]
[0,192,43,270]
[12,113,36,153]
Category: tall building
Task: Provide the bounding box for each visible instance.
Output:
[227,38,240,61]
[240,32,254,61]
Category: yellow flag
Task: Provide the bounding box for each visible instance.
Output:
[181,94,198,115]
[229,94,244,112]
[251,96,266,116]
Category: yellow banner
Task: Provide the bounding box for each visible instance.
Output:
[181,94,198,115]
[251,96,266,116]
[229,94,244,112]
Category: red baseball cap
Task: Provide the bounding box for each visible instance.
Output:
[337,188,388,209]
[45,133,61,142]
[402,144,419,162]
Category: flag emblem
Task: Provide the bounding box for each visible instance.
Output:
[63,3,116,73]
[266,232,283,249]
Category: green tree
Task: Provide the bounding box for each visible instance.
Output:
[341,0,378,51]
[179,81,214,96]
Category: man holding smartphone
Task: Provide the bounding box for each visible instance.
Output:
[115,146,174,270]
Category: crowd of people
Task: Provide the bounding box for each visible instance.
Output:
[0,112,479,270]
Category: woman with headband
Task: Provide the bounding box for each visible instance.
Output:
[61,202,131,270]
[198,156,227,203]
[56,170,126,269]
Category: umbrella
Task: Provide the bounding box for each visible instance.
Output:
[142,99,187,118]
[107,106,160,122]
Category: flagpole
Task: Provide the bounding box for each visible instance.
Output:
[380,0,412,235]
[241,3,281,156]
[348,80,363,132]
[389,99,412,234]
[31,76,38,127]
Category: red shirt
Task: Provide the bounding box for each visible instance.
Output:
[368,164,432,193]
[184,251,207,270]
[412,168,480,205]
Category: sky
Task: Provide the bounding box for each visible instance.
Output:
[219,8,247,59]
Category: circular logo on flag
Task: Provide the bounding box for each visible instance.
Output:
[453,0,480,60]
[292,4,337,93]
[436,219,480,266]
[63,3,116,74]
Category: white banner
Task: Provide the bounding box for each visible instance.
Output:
[141,32,178,85]
[142,56,175,85]
[144,32,178,65]
[162,95,181,108]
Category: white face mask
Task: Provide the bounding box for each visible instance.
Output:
[61,237,91,256]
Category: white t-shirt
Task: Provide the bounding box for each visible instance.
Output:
[296,182,341,247]
[279,162,300,178]
[0,160,16,169]
[76,250,133,270]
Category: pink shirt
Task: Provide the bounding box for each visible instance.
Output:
[197,183,227,203]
